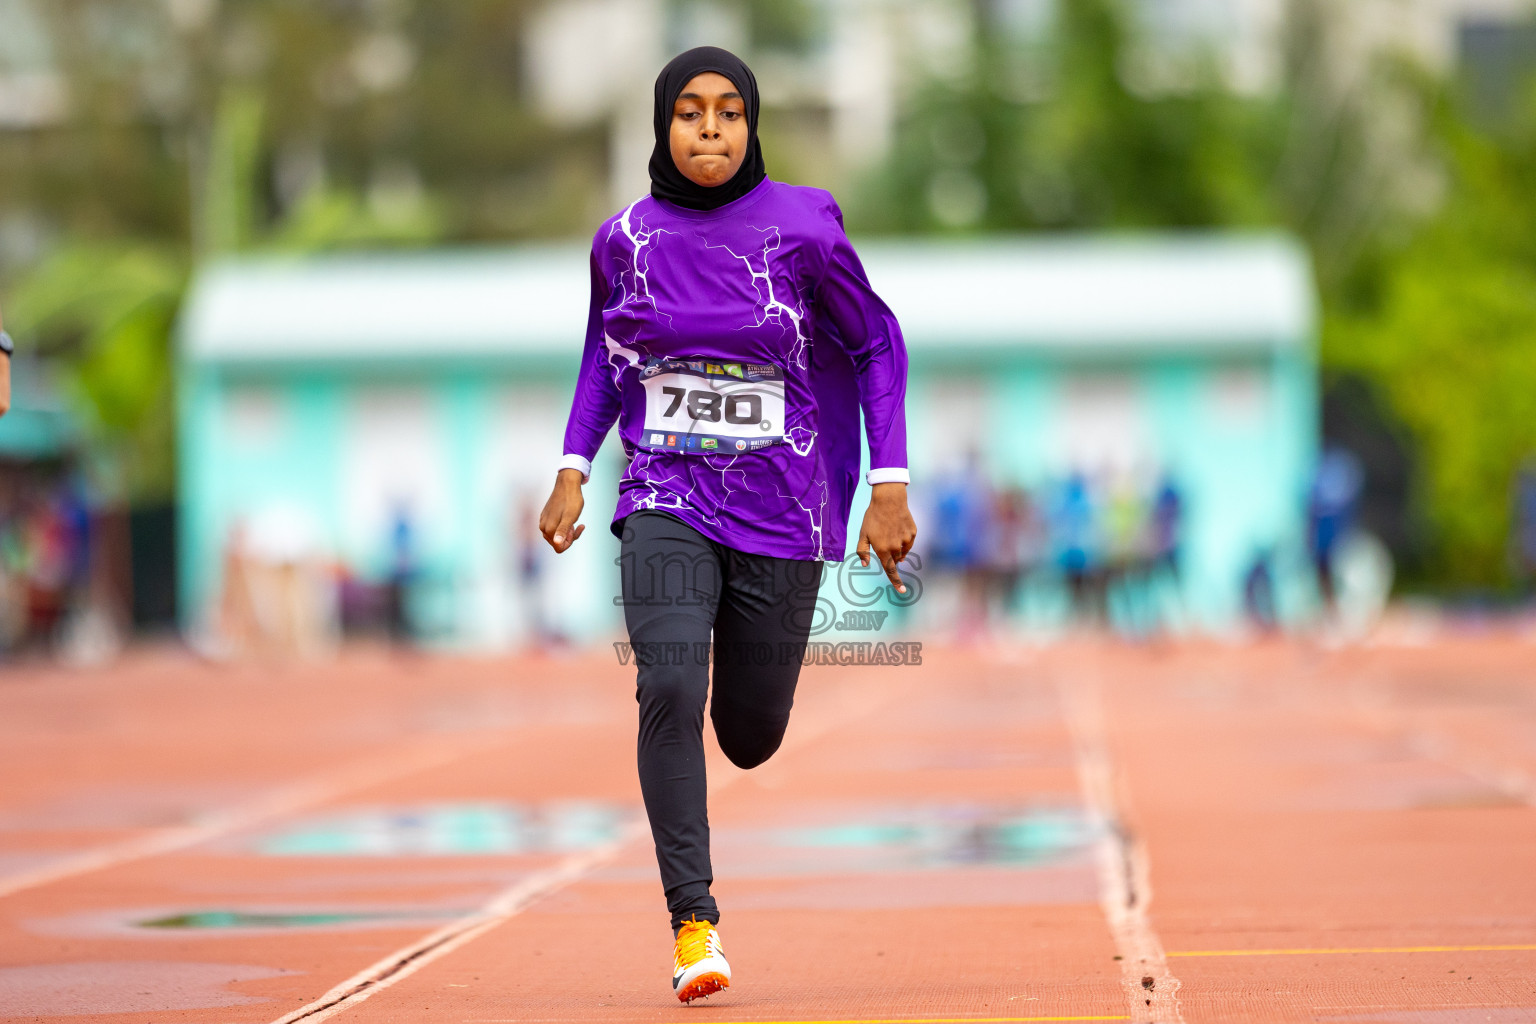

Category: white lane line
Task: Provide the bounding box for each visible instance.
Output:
[0,735,501,900]
[1055,664,1184,1024]
[1345,678,1536,807]
[267,669,900,1024]
[268,818,652,1024]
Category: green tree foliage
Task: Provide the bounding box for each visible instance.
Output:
[2,0,588,500]
[852,0,1536,590]
[851,0,1285,233]
[4,0,1534,588]
[1327,83,1536,585]
[9,243,185,499]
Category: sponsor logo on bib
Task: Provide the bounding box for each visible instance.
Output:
[702,438,718,449]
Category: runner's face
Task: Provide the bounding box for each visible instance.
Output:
[669,72,748,188]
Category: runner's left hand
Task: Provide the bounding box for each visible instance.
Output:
[857,482,917,594]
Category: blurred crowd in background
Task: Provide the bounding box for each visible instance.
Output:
[917,449,1410,645]
[0,461,125,662]
[923,459,1186,641]
[3,0,1536,661]
[188,495,568,662]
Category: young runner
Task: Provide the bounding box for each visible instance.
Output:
[0,300,13,418]
[539,45,915,1003]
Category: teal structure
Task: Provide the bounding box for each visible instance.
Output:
[0,359,77,462]
[176,234,1317,646]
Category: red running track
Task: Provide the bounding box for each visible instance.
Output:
[0,635,1533,1024]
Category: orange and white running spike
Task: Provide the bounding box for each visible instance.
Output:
[672,918,731,1002]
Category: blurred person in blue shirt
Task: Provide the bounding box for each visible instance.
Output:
[1307,448,1364,608]
[1243,546,1279,634]
[930,451,991,569]
[1149,476,1183,580]
[384,501,416,646]
[1512,457,1536,597]
[1053,471,1103,624]
[930,451,994,639]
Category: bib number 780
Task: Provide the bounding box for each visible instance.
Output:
[640,363,786,451]
[661,386,763,425]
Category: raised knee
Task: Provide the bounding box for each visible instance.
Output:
[722,742,776,770]
[715,725,785,770]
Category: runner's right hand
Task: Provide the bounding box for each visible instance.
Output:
[540,468,587,553]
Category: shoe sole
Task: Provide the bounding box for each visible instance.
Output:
[676,972,729,1003]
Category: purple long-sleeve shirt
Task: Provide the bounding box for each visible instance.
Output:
[560,178,908,562]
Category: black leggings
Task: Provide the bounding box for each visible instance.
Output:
[618,511,821,933]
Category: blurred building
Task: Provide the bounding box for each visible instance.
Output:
[176,232,1316,647]
[176,249,602,650]
[522,0,1536,206]
[0,0,65,128]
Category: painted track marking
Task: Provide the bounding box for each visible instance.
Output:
[1169,943,1536,958]
[1054,661,1184,1024]
[268,819,651,1024]
[463,1018,1131,1023]
[1345,674,1536,808]
[0,736,501,900]
[268,673,898,1024]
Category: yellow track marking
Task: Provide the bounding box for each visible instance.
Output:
[1168,943,1536,958]
[667,1018,1130,1023]
[465,1018,1130,1024]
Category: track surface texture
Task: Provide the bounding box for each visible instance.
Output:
[1,633,1534,1024]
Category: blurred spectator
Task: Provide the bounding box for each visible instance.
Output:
[59,477,93,613]
[1308,448,1365,610]
[384,501,416,648]
[22,488,70,649]
[1053,472,1104,625]
[930,452,994,642]
[213,518,260,659]
[1243,547,1279,635]
[1512,457,1536,597]
[985,487,1043,627]
[0,301,11,418]
[1102,471,1151,635]
[920,463,1189,638]
[930,452,991,569]
[0,469,119,660]
[1149,476,1184,585]
[205,504,336,661]
[1144,474,1186,635]
[515,495,564,651]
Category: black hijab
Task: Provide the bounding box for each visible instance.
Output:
[648,46,767,211]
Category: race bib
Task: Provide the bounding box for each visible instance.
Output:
[638,358,786,454]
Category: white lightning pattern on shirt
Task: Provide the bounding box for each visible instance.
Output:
[599,207,829,558]
[705,226,812,372]
[705,225,827,559]
[601,201,689,515]
[602,203,750,528]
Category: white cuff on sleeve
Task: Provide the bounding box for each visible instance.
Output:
[558,454,593,483]
[866,467,910,486]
